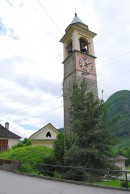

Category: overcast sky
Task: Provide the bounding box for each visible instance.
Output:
[0,0,130,138]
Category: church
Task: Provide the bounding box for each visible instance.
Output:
[60,13,98,136]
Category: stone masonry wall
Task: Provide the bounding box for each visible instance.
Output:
[0,159,19,172]
[63,51,98,136]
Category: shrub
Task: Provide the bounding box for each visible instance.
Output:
[12,138,32,149]
[53,133,64,165]
[0,145,53,174]
[63,167,85,181]
[120,180,129,188]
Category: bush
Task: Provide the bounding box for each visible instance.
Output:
[126,158,130,166]
[63,167,85,181]
[0,145,53,174]
[54,170,62,178]
[120,180,129,188]
[12,138,32,149]
[53,133,64,165]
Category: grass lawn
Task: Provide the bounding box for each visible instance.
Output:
[95,180,130,188]
[126,166,130,171]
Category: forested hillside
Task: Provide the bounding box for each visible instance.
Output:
[105,90,130,162]
[106,90,130,138]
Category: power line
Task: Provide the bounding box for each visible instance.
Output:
[9,104,63,128]
[3,104,63,131]
[36,0,63,35]
[96,51,130,65]
[97,58,130,78]
[97,60,130,81]
[21,104,63,120]
[6,95,62,115]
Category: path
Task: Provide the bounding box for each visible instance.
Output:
[0,170,129,194]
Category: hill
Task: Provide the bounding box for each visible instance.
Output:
[0,145,53,173]
[58,127,64,133]
[106,90,130,138]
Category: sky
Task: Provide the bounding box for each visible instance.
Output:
[0,0,130,138]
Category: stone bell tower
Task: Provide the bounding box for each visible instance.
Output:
[60,13,98,136]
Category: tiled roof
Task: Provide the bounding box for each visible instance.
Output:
[0,124,21,138]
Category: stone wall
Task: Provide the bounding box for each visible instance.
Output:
[63,51,98,136]
[0,159,19,172]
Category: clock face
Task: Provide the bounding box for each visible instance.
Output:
[79,57,94,75]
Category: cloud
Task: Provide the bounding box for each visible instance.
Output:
[0,17,7,35]
[0,17,18,39]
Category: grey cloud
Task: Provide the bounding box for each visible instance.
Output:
[93,0,130,58]
[0,56,27,79]
[16,75,62,97]
[0,55,61,96]
[94,1,130,35]
[0,56,62,108]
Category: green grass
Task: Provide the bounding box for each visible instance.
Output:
[96,180,121,187]
[0,145,53,174]
[126,166,130,171]
[95,180,130,188]
[0,145,53,163]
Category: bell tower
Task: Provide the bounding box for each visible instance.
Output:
[60,13,98,136]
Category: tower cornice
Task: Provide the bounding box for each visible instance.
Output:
[60,24,96,43]
[62,50,96,64]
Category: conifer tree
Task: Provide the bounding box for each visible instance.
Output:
[65,79,115,169]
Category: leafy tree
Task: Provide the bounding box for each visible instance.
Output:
[65,79,116,169]
[40,133,65,177]
[12,138,32,149]
[53,133,64,165]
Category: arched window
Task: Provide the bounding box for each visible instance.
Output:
[66,41,72,54]
[46,132,51,138]
[80,39,88,53]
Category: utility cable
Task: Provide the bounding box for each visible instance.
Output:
[96,51,130,65]
[7,95,62,115]
[36,0,63,35]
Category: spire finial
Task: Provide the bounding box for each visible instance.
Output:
[75,13,77,17]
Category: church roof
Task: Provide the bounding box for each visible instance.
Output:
[71,13,84,24]
[64,13,89,33]
[61,13,96,43]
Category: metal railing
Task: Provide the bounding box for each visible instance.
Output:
[18,162,130,190]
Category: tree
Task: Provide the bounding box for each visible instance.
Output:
[65,79,116,169]
[12,138,32,149]
[53,133,64,165]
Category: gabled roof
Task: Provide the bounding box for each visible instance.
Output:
[29,123,59,139]
[115,155,128,161]
[0,124,21,139]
